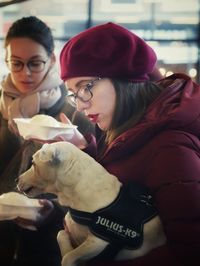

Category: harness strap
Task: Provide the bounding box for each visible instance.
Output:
[68,181,157,253]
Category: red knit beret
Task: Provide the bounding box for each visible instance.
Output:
[60,22,157,82]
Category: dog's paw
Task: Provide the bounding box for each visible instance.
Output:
[57,230,74,256]
[62,255,76,266]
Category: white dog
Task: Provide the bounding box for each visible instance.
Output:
[17,142,166,266]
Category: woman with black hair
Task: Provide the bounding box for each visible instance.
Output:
[0,16,94,266]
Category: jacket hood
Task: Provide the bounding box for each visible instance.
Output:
[105,74,200,159]
[146,73,200,136]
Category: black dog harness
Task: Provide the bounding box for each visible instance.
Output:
[68,182,158,260]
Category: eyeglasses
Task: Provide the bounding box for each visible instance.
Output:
[67,77,101,106]
[6,59,49,73]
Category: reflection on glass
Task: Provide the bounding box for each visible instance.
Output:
[0,0,199,82]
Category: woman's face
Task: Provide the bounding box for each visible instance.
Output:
[66,77,116,131]
[6,37,55,94]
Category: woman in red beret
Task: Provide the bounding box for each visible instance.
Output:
[57,22,200,266]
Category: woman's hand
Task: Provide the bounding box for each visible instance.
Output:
[58,113,88,149]
[8,119,20,136]
[13,199,54,230]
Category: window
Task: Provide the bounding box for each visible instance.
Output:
[0,0,199,82]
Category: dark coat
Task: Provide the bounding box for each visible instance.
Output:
[87,74,200,266]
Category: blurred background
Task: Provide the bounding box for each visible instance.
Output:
[0,0,199,82]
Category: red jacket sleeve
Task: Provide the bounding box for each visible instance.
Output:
[87,131,200,266]
[146,131,200,265]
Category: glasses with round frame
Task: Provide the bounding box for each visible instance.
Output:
[6,59,49,73]
[67,77,101,106]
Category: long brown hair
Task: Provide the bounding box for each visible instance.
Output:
[105,79,163,144]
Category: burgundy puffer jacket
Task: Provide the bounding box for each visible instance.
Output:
[87,73,200,266]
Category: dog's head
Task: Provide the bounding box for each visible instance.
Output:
[17,142,95,201]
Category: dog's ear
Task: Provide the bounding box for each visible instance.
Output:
[39,144,63,166]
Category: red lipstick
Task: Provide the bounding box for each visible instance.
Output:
[87,114,98,123]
